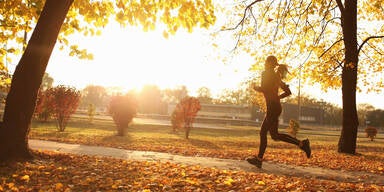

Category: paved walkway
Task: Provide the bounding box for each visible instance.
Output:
[29,139,384,186]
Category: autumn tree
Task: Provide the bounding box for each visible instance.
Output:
[40,73,54,91]
[217,0,383,154]
[108,94,138,136]
[0,70,11,103]
[0,0,216,160]
[217,80,259,106]
[81,85,107,109]
[0,0,74,160]
[171,96,201,139]
[138,85,165,114]
[0,70,11,94]
[217,88,247,105]
[357,103,375,127]
[45,85,81,132]
[196,86,213,104]
[366,109,384,127]
[34,90,53,122]
[34,73,54,122]
[162,86,189,103]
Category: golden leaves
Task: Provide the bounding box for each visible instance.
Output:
[1,0,216,68]
[257,180,266,185]
[68,45,94,60]
[20,175,30,183]
[18,127,384,191]
[162,31,169,39]
[115,0,215,36]
[216,0,383,94]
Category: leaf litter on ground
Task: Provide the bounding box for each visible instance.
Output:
[0,151,383,191]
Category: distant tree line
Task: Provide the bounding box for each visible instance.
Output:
[33,74,383,129]
[366,110,384,128]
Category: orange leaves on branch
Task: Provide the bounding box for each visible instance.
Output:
[45,85,81,132]
[115,0,216,35]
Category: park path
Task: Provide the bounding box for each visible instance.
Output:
[29,139,383,186]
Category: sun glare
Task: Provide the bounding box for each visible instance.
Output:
[36,21,384,109]
[46,22,252,98]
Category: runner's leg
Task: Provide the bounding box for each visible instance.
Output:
[269,102,300,146]
[257,116,269,159]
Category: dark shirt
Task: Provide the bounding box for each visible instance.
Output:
[260,69,280,102]
[259,69,291,103]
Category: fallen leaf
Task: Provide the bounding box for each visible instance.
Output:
[55,183,64,190]
[20,175,30,183]
[257,181,266,186]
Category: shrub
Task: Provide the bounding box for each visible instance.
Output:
[35,90,54,122]
[286,119,300,137]
[365,126,378,141]
[108,94,137,136]
[87,103,96,124]
[171,96,201,139]
[46,85,81,132]
[171,109,183,132]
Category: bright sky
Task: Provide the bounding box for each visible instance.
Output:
[46,22,254,97]
[7,21,384,110]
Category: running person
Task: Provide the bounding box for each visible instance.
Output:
[247,56,311,168]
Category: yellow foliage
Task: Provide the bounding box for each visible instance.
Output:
[1,0,216,70]
[215,0,383,93]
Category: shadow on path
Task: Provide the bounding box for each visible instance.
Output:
[29,139,383,186]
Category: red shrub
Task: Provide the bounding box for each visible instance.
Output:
[35,90,54,122]
[46,85,81,131]
[171,96,201,139]
[365,126,378,141]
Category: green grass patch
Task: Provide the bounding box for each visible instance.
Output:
[29,117,384,174]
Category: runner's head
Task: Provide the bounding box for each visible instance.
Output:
[265,55,279,69]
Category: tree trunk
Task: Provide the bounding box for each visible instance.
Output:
[0,0,73,160]
[338,0,359,154]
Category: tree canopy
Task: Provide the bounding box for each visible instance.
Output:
[0,0,216,70]
[215,0,383,92]
[0,0,217,160]
[214,0,383,154]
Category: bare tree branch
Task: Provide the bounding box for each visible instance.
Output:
[221,0,265,31]
[357,35,384,56]
[314,1,337,44]
[249,8,258,35]
[319,38,344,58]
[364,39,384,56]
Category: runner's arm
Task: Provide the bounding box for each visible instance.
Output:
[279,81,291,99]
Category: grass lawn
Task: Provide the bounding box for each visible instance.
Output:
[29,117,384,174]
[0,117,381,191]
